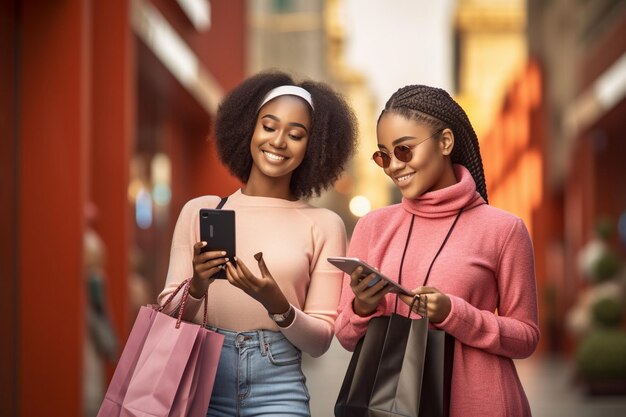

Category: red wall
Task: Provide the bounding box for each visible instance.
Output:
[149,0,247,92]
[91,0,135,344]
[136,1,246,298]
[0,1,19,415]
[19,0,89,414]
[7,2,247,415]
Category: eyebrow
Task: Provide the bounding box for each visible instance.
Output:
[262,114,309,133]
[378,136,416,149]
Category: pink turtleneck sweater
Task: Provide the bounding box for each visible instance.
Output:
[335,165,539,417]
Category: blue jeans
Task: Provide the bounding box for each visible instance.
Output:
[206,327,311,417]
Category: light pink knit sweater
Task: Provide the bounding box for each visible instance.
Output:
[335,165,539,417]
[159,189,347,358]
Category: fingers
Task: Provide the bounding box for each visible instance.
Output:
[193,241,225,259]
[348,266,391,316]
[255,252,272,277]
[192,241,229,282]
[193,241,207,255]
[399,293,429,315]
[349,266,364,284]
[413,295,428,316]
[235,257,255,278]
[193,242,227,263]
[350,268,385,294]
[225,261,251,291]
[398,293,415,306]
[225,256,284,313]
[415,286,439,295]
[359,276,388,297]
[403,291,450,322]
[224,257,262,292]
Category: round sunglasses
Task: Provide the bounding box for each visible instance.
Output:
[372,128,444,168]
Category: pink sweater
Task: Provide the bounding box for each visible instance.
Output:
[335,165,539,417]
[158,189,347,357]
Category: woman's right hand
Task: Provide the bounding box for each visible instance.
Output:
[189,241,228,298]
[350,266,391,317]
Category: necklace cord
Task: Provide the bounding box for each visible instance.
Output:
[393,208,464,314]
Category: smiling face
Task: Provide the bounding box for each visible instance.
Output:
[247,95,311,198]
[376,112,457,199]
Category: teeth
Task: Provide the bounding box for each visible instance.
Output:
[396,173,413,182]
[264,151,286,161]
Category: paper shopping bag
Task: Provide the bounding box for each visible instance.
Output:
[335,300,454,417]
[97,278,224,417]
[96,305,159,417]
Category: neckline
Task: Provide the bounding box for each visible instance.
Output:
[229,188,310,208]
[401,164,485,218]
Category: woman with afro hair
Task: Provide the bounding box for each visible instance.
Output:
[335,84,539,417]
[158,70,358,417]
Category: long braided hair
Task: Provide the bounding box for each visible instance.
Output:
[379,85,488,203]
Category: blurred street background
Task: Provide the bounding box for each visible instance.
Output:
[2,1,626,416]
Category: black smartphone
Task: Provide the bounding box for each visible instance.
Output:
[199,208,236,279]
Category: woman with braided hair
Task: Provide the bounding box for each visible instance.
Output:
[159,70,358,416]
[335,85,539,416]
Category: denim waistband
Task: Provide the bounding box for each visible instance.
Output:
[205,326,286,351]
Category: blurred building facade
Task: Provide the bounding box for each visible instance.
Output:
[478,0,626,355]
[451,0,553,351]
[528,0,626,353]
[4,1,624,416]
[247,0,381,236]
[453,0,528,139]
[1,1,245,415]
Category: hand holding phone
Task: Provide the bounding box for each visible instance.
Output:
[327,257,411,295]
[199,208,236,279]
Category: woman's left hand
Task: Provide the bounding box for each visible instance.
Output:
[399,286,451,323]
[224,253,290,316]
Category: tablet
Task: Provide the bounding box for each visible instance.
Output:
[327,257,412,295]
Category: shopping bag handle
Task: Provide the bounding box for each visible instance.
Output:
[408,294,428,320]
[159,278,209,329]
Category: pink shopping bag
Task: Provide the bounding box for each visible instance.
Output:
[97,305,159,417]
[97,279,223,417]
[185,329,224,416]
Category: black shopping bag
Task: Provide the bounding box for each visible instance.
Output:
[335,309,454,417]
[419,329,455,417]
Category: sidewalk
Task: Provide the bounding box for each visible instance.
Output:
[517,355,626,417]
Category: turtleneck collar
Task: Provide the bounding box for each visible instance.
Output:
[401,164,485,218]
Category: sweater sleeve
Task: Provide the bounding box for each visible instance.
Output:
[436,218,540,359]
[157,198,219,321]
[279,211,347,357]
[334,216,388,352]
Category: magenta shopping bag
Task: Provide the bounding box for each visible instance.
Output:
[97,279,223,417]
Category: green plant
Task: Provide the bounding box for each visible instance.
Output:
[595,217,614,241]
[576,329,626,379]
[590,251,622,282]
[591,297,624,327]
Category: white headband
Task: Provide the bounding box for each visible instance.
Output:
[259,85,314,110]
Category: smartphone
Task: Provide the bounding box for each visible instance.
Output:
[199,208,236,279]
[327,257,412,295]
